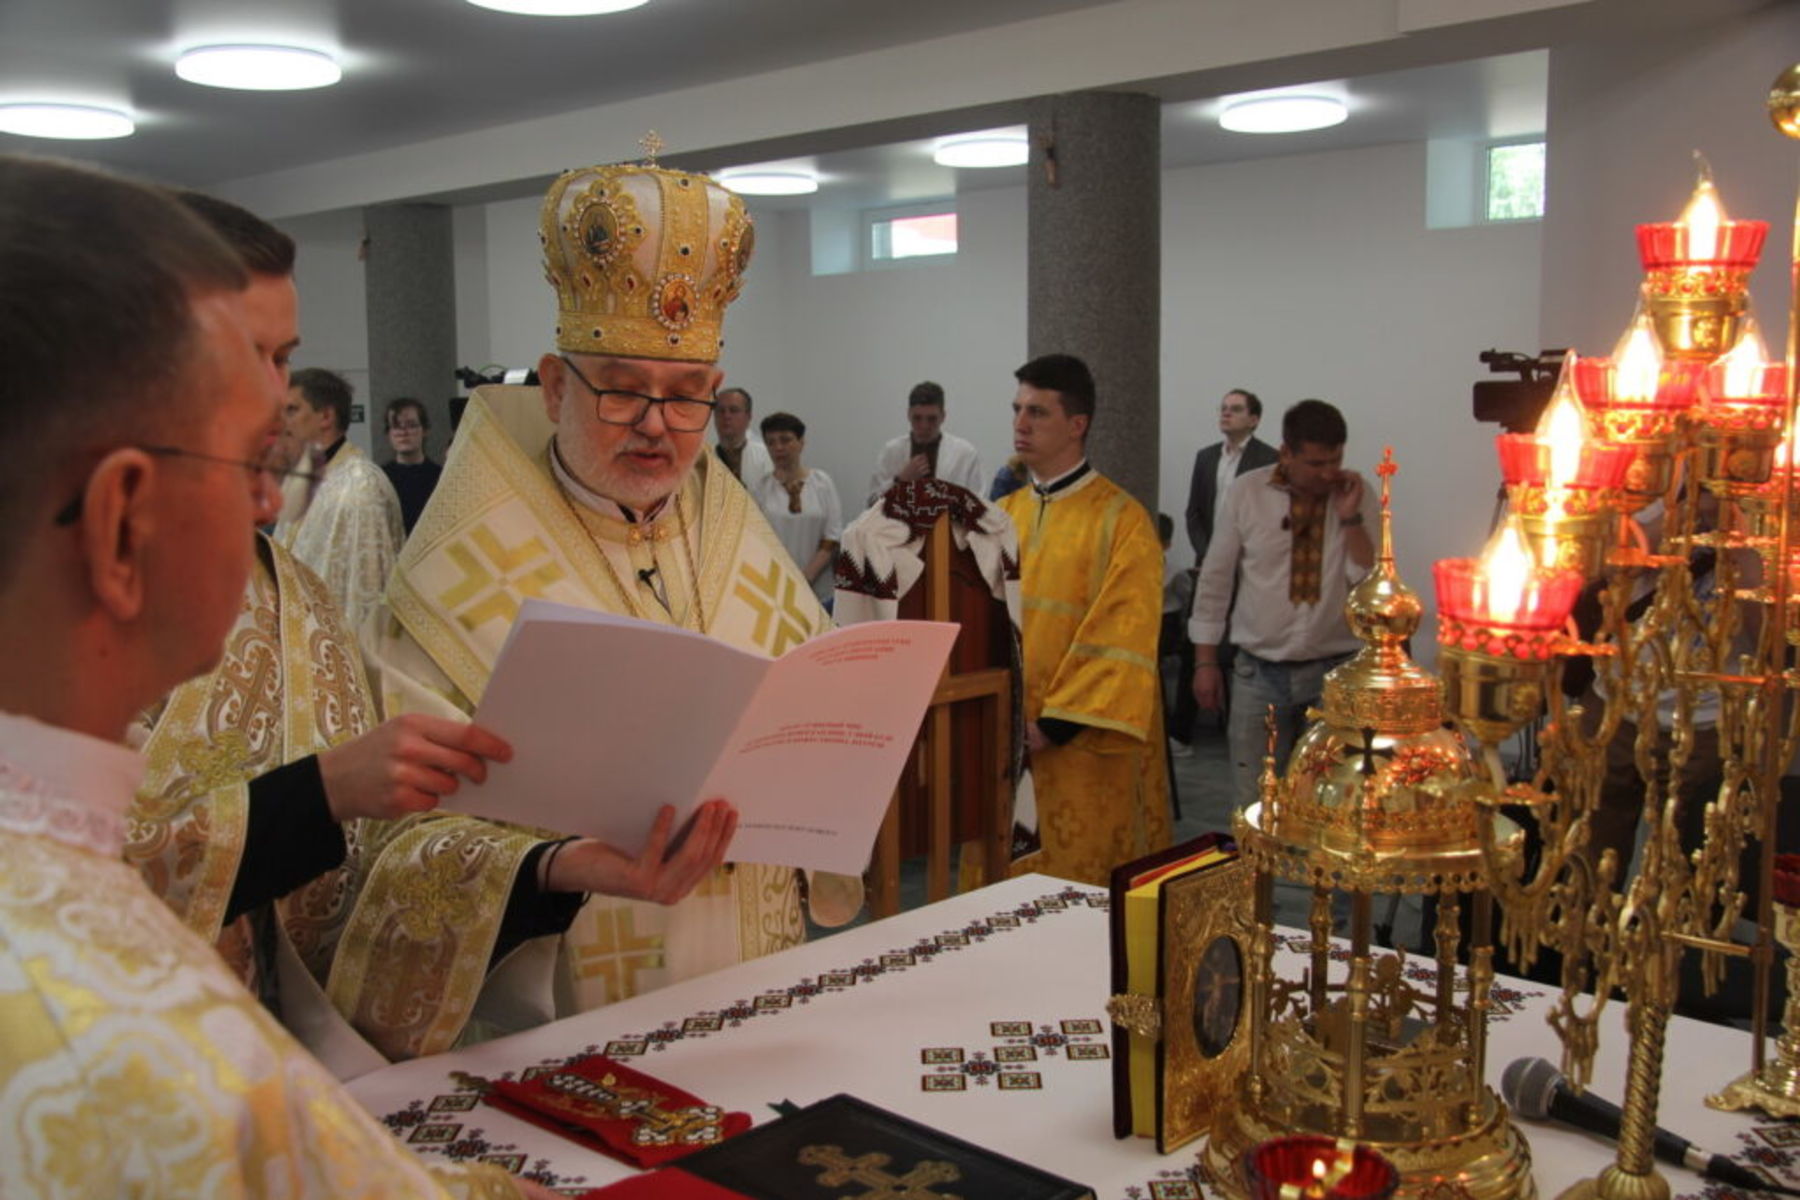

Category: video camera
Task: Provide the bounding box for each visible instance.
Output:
[1473,348,1567,433]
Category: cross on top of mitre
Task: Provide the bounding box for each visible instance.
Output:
[640,130,665,167]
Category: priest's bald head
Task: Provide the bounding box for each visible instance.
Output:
[0,156,277,740]
[534,162,754,511]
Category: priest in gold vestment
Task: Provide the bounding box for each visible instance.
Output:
[1000,354,1171,886]
[0,156,535,1198]
[357,159,862,1059]
[278,367,406,638]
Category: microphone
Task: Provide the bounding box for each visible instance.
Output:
[636,566,658,587]
[1501,1056,1794,1194]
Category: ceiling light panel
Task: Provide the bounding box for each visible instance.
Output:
[716,170,819,196]
[176,45,342,91]
[464,0,650,14]
[1218,95,1347,134]
[0,103,135,140]
[933,130,1029,169]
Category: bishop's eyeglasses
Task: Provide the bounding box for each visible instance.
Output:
[558,355,717,432]
[52,442,320,527]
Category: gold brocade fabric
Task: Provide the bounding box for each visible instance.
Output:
[127,536,374,985]
[1000,471,1171,887]
[0,781,518,1198]
[356,386,836,1058]
[281,441,405,639]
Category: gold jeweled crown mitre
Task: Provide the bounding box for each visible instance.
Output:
[540,162,754,363]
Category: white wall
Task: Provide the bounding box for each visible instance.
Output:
[1162,141,1543,646]
[279,207,376,454]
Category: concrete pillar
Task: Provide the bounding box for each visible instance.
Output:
[1027,91,1161,511]
[363,203,458,462]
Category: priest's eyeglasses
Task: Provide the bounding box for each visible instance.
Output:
[52,443,319,527]
[558,356,717,432]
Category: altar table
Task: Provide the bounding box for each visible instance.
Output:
[347,874,1792,1197]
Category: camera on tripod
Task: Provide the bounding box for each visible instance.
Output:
[1473,348,1567,432]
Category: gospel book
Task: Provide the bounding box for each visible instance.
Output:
[599,1093,1093,1200]
[446,599,957,874]
[1106,833,1251,1151]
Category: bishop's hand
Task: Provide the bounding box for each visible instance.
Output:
[544,800,739,904]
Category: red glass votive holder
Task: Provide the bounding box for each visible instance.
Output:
[1636,218,1768,273]
[1495,433,1635,493]
[1636,216,1768,360]
[1699,360,1789,431]
[1570,355,1701,427]
[1241,1135,1399,1200]
[1432,557,1582,661]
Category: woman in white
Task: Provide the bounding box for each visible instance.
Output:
[753,411,843,610]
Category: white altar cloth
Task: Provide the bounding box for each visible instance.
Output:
[346,874,1786,1197]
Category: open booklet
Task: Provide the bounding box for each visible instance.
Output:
[444,598,959,874]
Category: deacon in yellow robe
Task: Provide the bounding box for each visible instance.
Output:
[1001,354,1171,886]
[350,161,860,1062]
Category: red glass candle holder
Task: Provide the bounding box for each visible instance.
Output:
[1241,1136,1399,1200]
[1636,213,1768,360]
[1636,219,1768,272]
[1570,355,1702,429]
[1699,360,1789,431]
[1433,557,1582,661]
[1496,433,1635,493]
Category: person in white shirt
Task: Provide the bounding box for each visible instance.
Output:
[1189,399,1376,811]
[867,380,986,503]
[711,386,772,490]
[753,411,844,608]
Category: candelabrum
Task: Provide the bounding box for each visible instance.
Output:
[1429,67,1800,1200]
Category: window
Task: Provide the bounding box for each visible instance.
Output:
[1486,141,1545,222]
[867,204,958,264]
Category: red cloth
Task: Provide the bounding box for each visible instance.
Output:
[479,1054,751,1169]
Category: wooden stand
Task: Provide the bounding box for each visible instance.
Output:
[867,512,1017,918]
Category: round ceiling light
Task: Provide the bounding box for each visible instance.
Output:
[464,0,649,14]
[933,132,1029,169]
[0,103,135,140]
[175,45,342,91]
[1218,95,1347,134]
[716,170,819,197]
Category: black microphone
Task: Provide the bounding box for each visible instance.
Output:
[1501,1056,1795,1194]
[637,566,658,587]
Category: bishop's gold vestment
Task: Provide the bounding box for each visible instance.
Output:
[1000,468,1171,886]
[281,440,405,639]
[0,712,519,1199]
[357,387,847,1060]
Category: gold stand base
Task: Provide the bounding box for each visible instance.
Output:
[1707,1065,1800,1119]
[1201,1094,1537,1200]
[1554,1165,1669,1200]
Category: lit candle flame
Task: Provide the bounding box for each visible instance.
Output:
[1537,382,1587,491]
[1612,318,1663,405]
[1678,175,1728,262]
[1480,520,1535,624]
[1718,321,1769,398]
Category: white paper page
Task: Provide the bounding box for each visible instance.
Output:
[448,600,770,849]
[698,621,960,874]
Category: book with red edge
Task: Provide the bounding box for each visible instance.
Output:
[1106,832,1235,1139]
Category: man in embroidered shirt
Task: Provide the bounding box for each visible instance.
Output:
[868,381,987,504]
[711,386,772,489]
[0,153,544,1200]
[359,161,863,1060]
[1189,398,1376,812]
[998,354,1169,886]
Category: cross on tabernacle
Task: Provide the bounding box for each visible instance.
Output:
[796,1145,964,1199]
[1347,725,1395,777]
